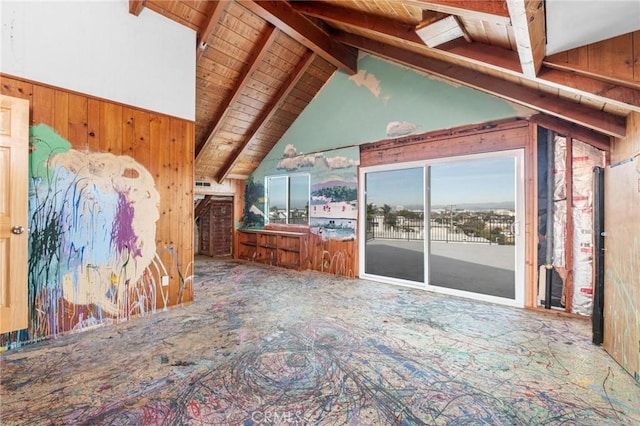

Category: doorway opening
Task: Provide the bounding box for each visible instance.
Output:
[195,196,234,257]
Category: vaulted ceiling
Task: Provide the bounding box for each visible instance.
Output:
[129,0,640,183]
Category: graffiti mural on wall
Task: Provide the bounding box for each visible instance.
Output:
[2,124,191,349]
[275,144,359,241]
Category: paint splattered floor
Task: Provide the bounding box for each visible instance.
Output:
[1,259,639,425]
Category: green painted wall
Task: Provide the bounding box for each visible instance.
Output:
[244,54,522,237]
[253,54,520,180]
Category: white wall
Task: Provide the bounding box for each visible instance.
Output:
[1,0,195,121]
[546,0,640,55]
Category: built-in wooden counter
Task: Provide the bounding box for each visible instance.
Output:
[236,228,309,271]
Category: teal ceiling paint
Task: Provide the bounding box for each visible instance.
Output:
[254,54,520,178]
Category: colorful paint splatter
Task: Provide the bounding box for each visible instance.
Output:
[1,258,638,425]
[2,124,179,349]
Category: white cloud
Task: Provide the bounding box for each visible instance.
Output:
[283,144,297,158]
[386,121,420,137]
[276,153,322,171]
[324,156,359,170]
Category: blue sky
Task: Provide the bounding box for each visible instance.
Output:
[366,157,515,208]
[366,167,424,208]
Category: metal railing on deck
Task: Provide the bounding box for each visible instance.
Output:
[366,215,515,245]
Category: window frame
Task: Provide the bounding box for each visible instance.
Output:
[264,173,310,225]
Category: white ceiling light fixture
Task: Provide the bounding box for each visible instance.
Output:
[415,15,469,48]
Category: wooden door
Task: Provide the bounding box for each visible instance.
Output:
[604,160,640,382]
[211,200,233,257]
[0,94,29,334]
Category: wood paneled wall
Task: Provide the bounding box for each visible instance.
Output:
[0,74,194,320]
[360,118,531,166]
[605,111,640,382]
[308,234,358,277]
[546,31,640,83]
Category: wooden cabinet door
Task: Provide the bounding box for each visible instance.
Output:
[211,200,233,256]
[0,94,29,333]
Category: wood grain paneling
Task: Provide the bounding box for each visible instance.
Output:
[361,118,530,167]
[546,31,640,84]
[605,111,640,382]
[308,233,358,277]
[0,73,195,322]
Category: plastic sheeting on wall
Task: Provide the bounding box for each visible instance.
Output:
[571,140,605,315]
[552,135,605,316]
[553,136,567,272]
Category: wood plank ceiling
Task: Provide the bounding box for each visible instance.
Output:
[130,0,640,183]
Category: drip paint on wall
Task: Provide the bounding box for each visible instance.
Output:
[1,124,193,349]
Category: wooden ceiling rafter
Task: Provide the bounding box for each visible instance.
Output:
[397,0,511,25]
[216,50,317,182]
[530,113,611,152]
[238,0,358,75]
[290,2,638,113]
[506,0,545,77]
[129,0,146,16]
[438,40,640,111]
[291,1,424,44]
[196,1,230,61]
[542,60,640,92]
[195,25,279,160]
[538,67,640,112]
[335,31,626,138]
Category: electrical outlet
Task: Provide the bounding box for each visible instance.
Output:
[161,275,169,287]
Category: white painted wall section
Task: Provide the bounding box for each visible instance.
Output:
[1,0,195,121]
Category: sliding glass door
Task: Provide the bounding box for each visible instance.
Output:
[360,150,524,307]
[361,165,425,285]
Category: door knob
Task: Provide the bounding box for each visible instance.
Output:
[11,226,25,235]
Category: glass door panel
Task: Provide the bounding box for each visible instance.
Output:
[428,156,518,301]
[363,167,425,284]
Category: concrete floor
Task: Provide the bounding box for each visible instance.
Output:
[1,258,638,425]
[365,240,515,298]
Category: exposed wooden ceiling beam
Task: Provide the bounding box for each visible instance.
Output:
[506,0,545,77]
[292,2,519,74]
[418,0,510,17]
[196,1,229,61]
[194,195,213,220]
[396,0,511,24]
[238,0,357,74]
[195,25,279,161]
[291,1,424,44]
[129,0,146,16]
[335,32,626,138]
[290,4,638,113]
[538,67,640,111]
[438,39,522,72]
[216,51,317,182]
[530,114,611,152]
[440,39,640,112]
[543,60,640,91]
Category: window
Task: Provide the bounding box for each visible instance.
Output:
[265,174,309,225]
